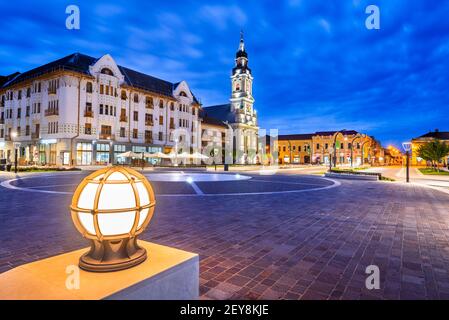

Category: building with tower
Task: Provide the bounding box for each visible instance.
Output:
[201,32,259,164]
[0,33,259,166]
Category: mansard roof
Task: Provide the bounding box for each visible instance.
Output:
[278,134,314,141]
[0,53,199,102]
[415,130,449,140]
[202,104,235,123]
[314,130,358,136]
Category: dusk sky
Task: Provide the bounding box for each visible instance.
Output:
[0,0,448,148]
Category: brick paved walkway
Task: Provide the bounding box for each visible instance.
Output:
[1,172,449,299]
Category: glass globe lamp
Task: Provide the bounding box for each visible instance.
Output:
[70,166,156,272]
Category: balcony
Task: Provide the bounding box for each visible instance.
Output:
[99,133,114,140]
[84,110,94,118]
[120,115,128,122]
[145,137,153,144]
[145,120,153,126]
[45,109,59,116]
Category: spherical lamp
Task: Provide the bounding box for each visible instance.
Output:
[70,166,156,272]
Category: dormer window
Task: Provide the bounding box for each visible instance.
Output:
[179,91,188,97]
[101,68,114,76]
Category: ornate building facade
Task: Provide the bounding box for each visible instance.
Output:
[0,34,259,166]
[0,53,202,166]
[201,33,259,164]
[276,130,385,166]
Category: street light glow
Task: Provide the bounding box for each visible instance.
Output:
[70,166,156,272]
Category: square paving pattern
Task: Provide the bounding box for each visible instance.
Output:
[1,171,449,300]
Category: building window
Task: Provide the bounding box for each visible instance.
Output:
[170,102,174,111]
[120,127,126,138]
[145,113,153,125]
[159,100,164,108]
[179,91,188,97]
[158,132,163,141]
[159,116,163,125]
[105,105,109,115]
[96,143,110,163]
[85,123,92,135]
[76,143,93,165]
[17,108,21,118]
[134,93,139,103]
[99,104,103,114]
[26,88,31,98]
[146,96,153,108]
[100,85,104,94]
[133,111,139,121]
[316,143,320,150]
[121,90,127,100]
[100,125,112,138]
[101,68,114,76]
[25,125,30,136]
[86,82,92,93]
[114,145,126,164]
[18,90,22,100]
[133,129,138,139]
[26,106,30,117]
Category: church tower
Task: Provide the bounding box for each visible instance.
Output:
[230,31,256,126]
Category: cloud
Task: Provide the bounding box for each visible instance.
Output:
[0,0,448,146]
[199,5,247,30]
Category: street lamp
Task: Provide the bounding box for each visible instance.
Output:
[402,141,412,183]
[10,131,18,173]
[70,166,156,272]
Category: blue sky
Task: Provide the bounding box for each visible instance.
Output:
[0,0,448,148]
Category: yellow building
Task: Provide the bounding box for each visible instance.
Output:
[411,129,449,166]
[277,130,382,166]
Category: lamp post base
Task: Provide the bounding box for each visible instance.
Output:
[79,237,147,272]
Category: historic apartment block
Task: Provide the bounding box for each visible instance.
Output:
[0,35,259,166]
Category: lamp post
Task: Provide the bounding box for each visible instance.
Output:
[331,130,345,168]
[10,131,18,173]
[70,166,156,272]
[350,134,366,168]
[402,142,411,183]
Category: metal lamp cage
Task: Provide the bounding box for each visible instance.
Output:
[70,166,156,241]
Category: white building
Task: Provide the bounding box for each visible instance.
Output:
[201,33,259,164]
[0,34,258,166]
[0,53,201,166]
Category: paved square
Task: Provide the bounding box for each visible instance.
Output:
[1,170,449,299]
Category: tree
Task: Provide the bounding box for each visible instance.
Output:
[416,139,449,171]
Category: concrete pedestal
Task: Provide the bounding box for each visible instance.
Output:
[0,241,199,300]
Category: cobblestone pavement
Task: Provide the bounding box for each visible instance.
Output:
[1,171,449,300]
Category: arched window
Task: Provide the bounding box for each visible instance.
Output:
[121,90,127,100]
[179,91,188,97]
[101,68,114,76]
[159,100,164,108]
[145,96,153,107]
[235,82,240,91]
[86,82,92,93]
[133,93,139,103]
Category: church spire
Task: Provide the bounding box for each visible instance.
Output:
[239,30,245,52]
[233,31,250,75]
